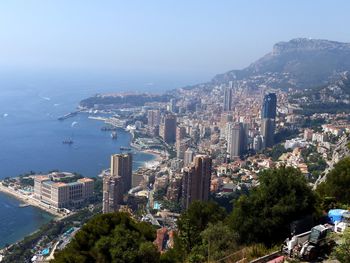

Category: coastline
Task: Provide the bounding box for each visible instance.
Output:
[0,113,163,255]
[0,183,63,218]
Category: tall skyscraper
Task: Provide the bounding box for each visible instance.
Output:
[261,93,277,119]
[102,175,123,213]
[169,98,176,113]
[147,109,160,128]
[223,87,233,112]
[261,118,275,148]
[161,114,177,144]
[261,93,277,148]
[184,148,195,166]
[253,135,264,152]
[103,153,133,213]
[176,126,187,146]
[111,153,133,193]
[182,155,212,209]
[226,122,246,158]
[177,138,191,159]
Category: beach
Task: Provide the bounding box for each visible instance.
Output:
[0,183,63,218]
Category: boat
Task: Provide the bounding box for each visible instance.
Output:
[62,139,74,145]
[120,146,132,151]
[111,132,117,139]
[19,203,30,208]
[101,126,117,131]
[57,111,79,121]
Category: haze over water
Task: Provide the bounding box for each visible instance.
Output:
[0,71,183,248]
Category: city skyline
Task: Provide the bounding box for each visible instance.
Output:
[1,2,350,262]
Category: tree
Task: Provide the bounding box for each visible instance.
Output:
[173,201,226,256]
[332,228,350,263]
[197,222,239,262]
[229,166,319,246]
[263,144,291,161]
[317,157,350,205]
[52,212,159,263]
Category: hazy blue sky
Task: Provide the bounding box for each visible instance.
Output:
[0,0,349,84]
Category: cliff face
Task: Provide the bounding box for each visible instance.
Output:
[211,38,350,89]
[313,135,350,189]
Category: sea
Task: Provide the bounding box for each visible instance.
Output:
[0,70,191,248]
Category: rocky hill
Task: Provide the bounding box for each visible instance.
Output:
[209,38,350,90]
[313,135,350,189]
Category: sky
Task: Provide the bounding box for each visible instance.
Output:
[0,0,349,85]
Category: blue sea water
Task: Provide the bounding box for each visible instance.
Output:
[0,71,177,248]
[0,193,53,248]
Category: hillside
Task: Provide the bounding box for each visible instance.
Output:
[207,38,350,90]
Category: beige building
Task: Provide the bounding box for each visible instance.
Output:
[111,153,132,193]
[182,155,212,209]
[102,175,123,214]
[103,153,133,213]
[34,175,94,209]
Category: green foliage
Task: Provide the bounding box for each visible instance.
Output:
[274,128,299,144]
[301,145,327,183]
[263,143,291,161]
[317,157,350,205]
[211,186,249,213]
[159,200,182,213]
[176,201,226,254]
[244,244,280,262]
[302,102,350,116]
[56,173,83,183]
[197,222,239,261]
[52,212,159,263]
[331,228,350,263]
[301,117,326,129]
[229,166,319,246]
[153,188,167,201]
[92,177,103,203]
[19,177,34,187]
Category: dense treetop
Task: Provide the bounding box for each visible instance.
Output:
[52,212,159,263]
[317,157,350,205]
[228,166,319,246]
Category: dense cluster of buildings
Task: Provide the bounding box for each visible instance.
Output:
[96,79,350,237]
[100,84,282,217]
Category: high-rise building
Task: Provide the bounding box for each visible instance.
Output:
[147,109,160,128]
[182,155,212,209]
[261,93,277,119]
[177,138,191,159]
[223,87,233,112]
[184,148,195,166]
[103,153,133,213]
[161,114,177,144]
[176,126,186,145]
[304,128,313,141]
[260,93,277,148]
[102,175,123,213]
[261,118,275,148]
[253,135,264,152]
[169,98,176,113]
[110,153,133,192]
[226,122,246,158]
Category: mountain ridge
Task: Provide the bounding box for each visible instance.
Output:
[202,38,350,90]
